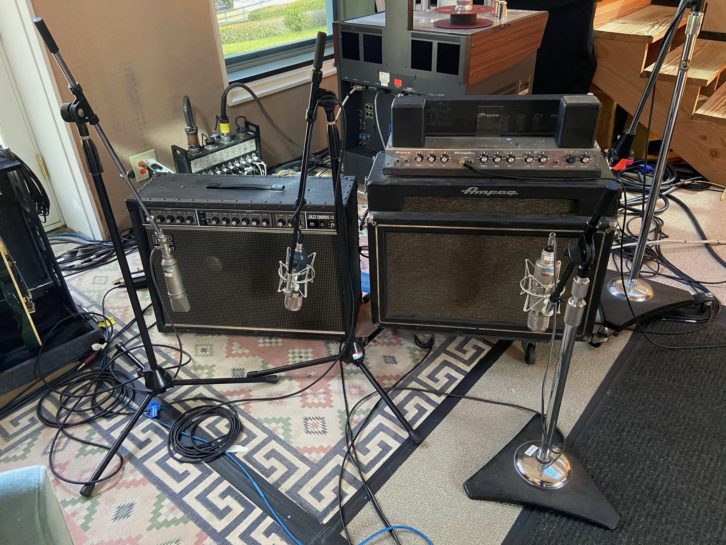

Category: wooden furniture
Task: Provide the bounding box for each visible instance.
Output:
[593,0,726,186]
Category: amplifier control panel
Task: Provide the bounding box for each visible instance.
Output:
[144,209,335,231]
[382,148,601,177]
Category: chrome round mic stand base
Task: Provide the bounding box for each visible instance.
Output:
[514,441,571,490]
[606,277,654,302]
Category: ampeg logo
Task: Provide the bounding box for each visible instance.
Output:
[462,187,519,197]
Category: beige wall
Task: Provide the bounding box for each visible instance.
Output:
[31,0,333,231]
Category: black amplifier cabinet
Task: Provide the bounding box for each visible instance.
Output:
[127,174,359,338]
[366,154,619,340]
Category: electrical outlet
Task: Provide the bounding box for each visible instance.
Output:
[129,149,157,182]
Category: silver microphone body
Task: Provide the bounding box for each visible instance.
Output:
[527,241,557,332]
[158,235,190,313]
[280,242,315,312]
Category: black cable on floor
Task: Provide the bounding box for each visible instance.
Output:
[167,403,242,463]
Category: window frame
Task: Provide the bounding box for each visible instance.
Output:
[219,0,338,82]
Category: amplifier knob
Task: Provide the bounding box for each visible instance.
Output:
[185,216,195,224]
[241,218,250,226]
[479,153,489,164]
[414,153,424,163]
[175,215,184,224]
[427,153,436,163]
[538,153,549,164]
[166,215,175,223]
[156,215,165,223]
[251,218,259,226]
[506,154,516,164]
[221,218,230,226]
[277,218,285,227]
[440,153,450,164]
[492,154,503,164]
[230,217,240,226]
[261,218,269,227]
[210,216,220,225]
[580,154,592,164]
[524,153,535,164]
[565,153,577,164]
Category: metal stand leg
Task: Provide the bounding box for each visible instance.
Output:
[356,356,421,444]
[80,393,154,497]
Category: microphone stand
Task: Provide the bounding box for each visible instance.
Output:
[601,0,706,329]
[245,33,421,445]
[464,189,620,529]
[33,18,276,498]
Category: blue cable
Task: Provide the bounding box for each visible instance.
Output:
[224,453,304,545]
[148,416,434,545]
[356,526,434,545]
[149,417,304,545]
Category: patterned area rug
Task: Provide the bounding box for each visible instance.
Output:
[0,253,500,545]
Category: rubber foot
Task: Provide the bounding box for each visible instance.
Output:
[80,483,95,497]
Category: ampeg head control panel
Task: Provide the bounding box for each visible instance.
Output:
[382,142,600,178]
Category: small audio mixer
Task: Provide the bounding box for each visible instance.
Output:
[171,120,262,175]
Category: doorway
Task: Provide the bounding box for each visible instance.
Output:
[0,43,64,231]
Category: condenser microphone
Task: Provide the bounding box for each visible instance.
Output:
[158,235,190,313]
[278,242,316,312]
[522,234,557,332]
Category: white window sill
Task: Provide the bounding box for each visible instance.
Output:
[227,60,338,106]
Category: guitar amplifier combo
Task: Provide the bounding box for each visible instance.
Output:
[127,174,360,338]
[366,153,619,340]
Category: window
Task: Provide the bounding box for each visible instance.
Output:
[215,0,335,80]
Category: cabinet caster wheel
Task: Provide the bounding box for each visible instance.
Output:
[523,342,536,365]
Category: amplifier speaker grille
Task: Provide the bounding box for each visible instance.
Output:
[372,224,610,338]
[145,228,350,335]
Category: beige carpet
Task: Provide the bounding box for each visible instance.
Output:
[347,185,725,544]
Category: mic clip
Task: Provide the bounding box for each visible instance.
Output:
[278,244,316,311]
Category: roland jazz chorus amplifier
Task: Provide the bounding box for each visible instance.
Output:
[127,174,359,338]
[366,153,619,340]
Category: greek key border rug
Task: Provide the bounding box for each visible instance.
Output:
[0,254,503,545]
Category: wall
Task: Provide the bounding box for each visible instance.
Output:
[30,0,333,231]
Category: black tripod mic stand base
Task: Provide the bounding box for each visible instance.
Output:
[599,270,695,330]
[464,415,619,529]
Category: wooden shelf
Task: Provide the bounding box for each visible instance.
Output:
[693,84,726,126]
[594,0,651,29]
[594,5,686,44]
[642,39,726,87]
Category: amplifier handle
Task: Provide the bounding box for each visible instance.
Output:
[206,183,285,191]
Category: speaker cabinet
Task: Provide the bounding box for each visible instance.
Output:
[369,215,613,340]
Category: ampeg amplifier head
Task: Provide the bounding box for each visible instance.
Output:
[383,94,603,177]
[126,174,359,338]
